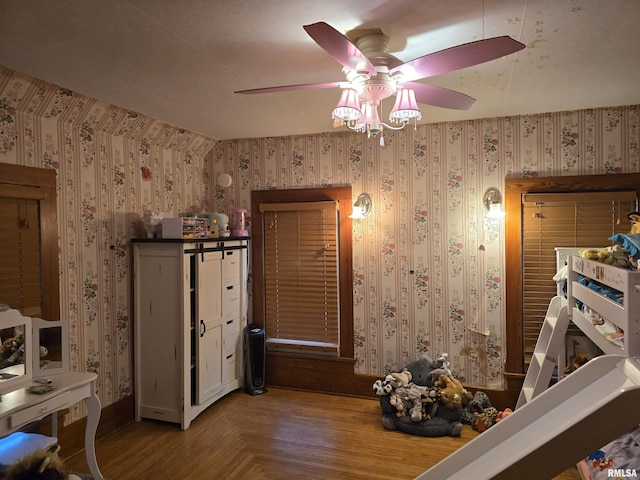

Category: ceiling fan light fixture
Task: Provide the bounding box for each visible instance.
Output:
[390,87,422,124]
[332,87,362,121]
[237,22,526,144]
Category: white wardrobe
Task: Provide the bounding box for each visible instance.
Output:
[132,238,248,430]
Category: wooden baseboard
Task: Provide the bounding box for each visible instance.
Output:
[266,352,522,410]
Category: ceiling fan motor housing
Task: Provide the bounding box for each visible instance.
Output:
[362,74,396,103]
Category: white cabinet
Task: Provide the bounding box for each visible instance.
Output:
[132,239,248,430]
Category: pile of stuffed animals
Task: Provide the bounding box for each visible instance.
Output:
[578,245,630,268]
[373,353,513,437]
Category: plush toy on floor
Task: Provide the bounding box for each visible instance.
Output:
[434,374,473,410]
[388,368,412,389]
[372,377,393,396]
[3,448,92,480]
[377,354,470,437]
[461,390,492,426]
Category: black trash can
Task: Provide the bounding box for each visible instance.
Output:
[243,324,267,395]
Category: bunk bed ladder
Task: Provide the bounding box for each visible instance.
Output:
[516,295,570,409]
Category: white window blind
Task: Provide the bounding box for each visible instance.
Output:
[522,191,636,364]
[260,201,340,356]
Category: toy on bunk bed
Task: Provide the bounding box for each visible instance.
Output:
[567,246,640,357]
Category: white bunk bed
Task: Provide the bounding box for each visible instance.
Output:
[567,254,640,357]
[414,252,640,480]
[566,254,640,480]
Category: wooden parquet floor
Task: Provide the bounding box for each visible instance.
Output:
[64,388,582,480]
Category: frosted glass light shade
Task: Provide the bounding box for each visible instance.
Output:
[484,187,506,219]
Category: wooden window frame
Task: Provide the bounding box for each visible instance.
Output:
[260,200,340,356]
[251,186,354,359]
[0,163,60,321]
[505,174,640,381]
[520,191,635,364]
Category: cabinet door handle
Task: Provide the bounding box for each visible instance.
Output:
[200,319,206,337]
[226,285,234,291]
[226,319,233,325]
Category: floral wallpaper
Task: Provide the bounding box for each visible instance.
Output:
[1,65,639,423]
[211,106,639,389]
[0,67,215,422]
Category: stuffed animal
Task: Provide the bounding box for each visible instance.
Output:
[435,374,473,410]
[142,211,164,239]
[474,406,499,432]
[3,448,85,480]
[403,356,436,386]
[388,368,412,389]
[372,378,392,396]
[421,385,442,420]
[389,393,408,417]
[564,354,588,375]
[395,384,430,422]
[0,333,25,368]
[629,212,640,234]
[461,390,492,425]
[495,408,513,423]
[435,353,451,374]
[579,245,629,267]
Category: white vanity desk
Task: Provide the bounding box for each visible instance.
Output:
[0,307,103,479]
[0,372,103,480]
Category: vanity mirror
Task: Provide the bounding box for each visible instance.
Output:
[0,305,33,395]
[32,317,69,377]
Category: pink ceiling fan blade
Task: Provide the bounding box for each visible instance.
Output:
[303,22,377,76]
[405,81,475,110]
[235,81,343,95]
[391,36,525,82]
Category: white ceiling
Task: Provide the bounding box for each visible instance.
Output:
[1,0,639,141]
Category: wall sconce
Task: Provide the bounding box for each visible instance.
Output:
[350,193,372,219]
[483,187,506,219]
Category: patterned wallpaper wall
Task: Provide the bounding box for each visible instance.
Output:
[1,66,639,420]
[211,105,640,389]
[0,67,215,420]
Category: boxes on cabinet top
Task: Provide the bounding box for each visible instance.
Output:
[162,217,209,239]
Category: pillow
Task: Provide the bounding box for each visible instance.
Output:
[609,233,640,260]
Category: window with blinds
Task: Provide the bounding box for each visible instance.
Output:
[522,191,637,364]
[0,193,43,317]
[260,201,340,356]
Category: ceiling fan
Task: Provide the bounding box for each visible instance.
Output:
[236,22,525,141]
